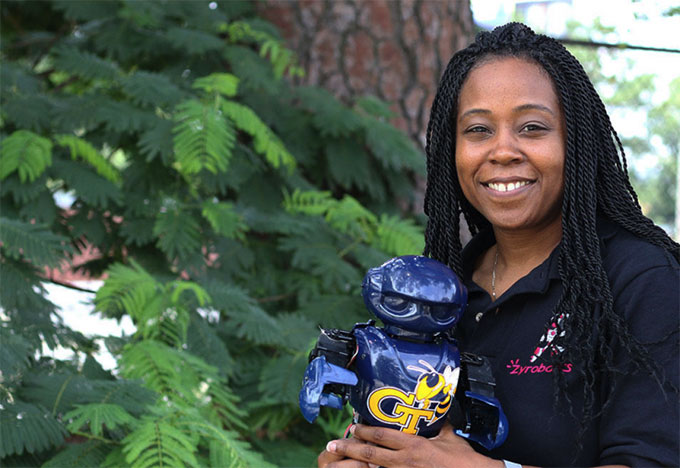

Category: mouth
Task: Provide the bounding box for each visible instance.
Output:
[483,179,535,193]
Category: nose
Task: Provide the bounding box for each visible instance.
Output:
[489,127,523,165]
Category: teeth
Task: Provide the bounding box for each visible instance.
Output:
[488,181,530,192]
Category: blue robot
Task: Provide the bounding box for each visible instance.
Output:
[299,255,508,449]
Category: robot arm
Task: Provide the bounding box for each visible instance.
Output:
[299,326,361,423]
[453,353,508,450]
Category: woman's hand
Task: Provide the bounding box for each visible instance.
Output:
[319,423,503,468]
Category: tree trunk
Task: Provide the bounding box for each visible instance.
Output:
[259,0,475,150]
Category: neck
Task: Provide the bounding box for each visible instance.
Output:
[492,218,563,268]
[482,218,562,301]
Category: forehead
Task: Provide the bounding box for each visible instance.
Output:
[458,57,560,113]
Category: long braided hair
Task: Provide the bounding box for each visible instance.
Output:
[423,22,679,435]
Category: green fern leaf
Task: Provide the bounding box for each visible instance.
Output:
[295,294,367,329]
[0,173,48,204]
[94,99,158,133]
[255,439,320,468]
[0,326,33,382]
[119,341,218,406]
[50,159,122,209]
[221,100,296,171]
[186,315,235,377]
[122,408,199,468]
[201,201,248,239]
[374,214,425,256]
[0,130,53,182]
[202,429,275,468]
[173,99,236,175]
[222,46,281,94]
[95,261,161,320]
[355,95,394,119]
[225,302,282,346]
[17,189,57,225]
[1,62,41,95]
[52,46,122,81]
[165,27,224,55]
[152,204,202,260]
[325,138,375,192]
[0,401,66,458]
[42,440,110,468]
[283,190,380,241]
[120,71,185,108]
[257,354,307,405]
[138,117,174,163]
[119,217,156,247]
[296,87,362,137]
[0,217,70,267]
[278,234,361,290]
[1,94,55,132]
[64,403,136,437]
[54,135,121,184]
[193,73,240,97]
[203,384,248,432]
[52,0,118,22]
[169,281,211,308]
[363,116,426,174]
[282,189,334,217]
[325,195,378,240]
[274,312,317,352]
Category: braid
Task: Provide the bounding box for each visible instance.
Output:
[423,22,680,446]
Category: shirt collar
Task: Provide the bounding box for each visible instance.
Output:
[461,216,619,293]
[461,228,561,303]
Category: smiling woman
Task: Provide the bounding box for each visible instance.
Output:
[455,58,565,248]
[318,22,679,468]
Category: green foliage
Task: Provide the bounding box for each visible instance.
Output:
[0,130,53,182]
[64,403,136,437]
[565,19,679,236]
[0,401,67,458]
[173,99,236,175]
[0,0,427,465]
[0,217,71,267]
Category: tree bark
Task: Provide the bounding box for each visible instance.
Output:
[259,0,475,150]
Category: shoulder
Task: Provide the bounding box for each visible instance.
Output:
[596,217,679,340]
[597,217,679,293]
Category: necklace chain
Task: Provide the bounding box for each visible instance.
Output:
[491,248,499,300]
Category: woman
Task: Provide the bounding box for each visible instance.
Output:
[319,23,679,468]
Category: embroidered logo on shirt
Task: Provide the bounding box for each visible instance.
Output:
[506,358,572,375]
[530,312,568,362]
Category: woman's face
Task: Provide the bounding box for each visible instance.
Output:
[455,57,565,233]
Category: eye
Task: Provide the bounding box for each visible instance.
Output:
[429,304,453,321]
[383,295,409,311]
[464,125,489,134]
[521,123,548,133]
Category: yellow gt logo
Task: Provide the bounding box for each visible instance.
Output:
[366,361,460,435]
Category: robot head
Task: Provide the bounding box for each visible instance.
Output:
[361,256,467,334]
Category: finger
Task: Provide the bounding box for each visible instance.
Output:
[327,437,395,466]
[319,438,368,468]
[351,424,418,450]
[325,458,371,468]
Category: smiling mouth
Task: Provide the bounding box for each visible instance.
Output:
[485,180,535,192]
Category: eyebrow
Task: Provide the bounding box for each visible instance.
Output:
[459,103,555,120]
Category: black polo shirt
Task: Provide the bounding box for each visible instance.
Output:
[455,218,679,467]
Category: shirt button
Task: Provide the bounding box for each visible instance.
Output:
[475,312,484,322]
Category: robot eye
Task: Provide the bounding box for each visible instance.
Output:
[382,295,414,316]
[429,304,453,321]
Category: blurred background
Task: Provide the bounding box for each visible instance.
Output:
[1,1,677,467]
